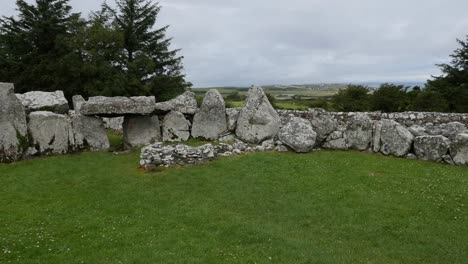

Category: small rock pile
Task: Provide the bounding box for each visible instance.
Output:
[140,142,240,170]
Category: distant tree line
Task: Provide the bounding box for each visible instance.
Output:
[331,36,468,113]
[0,0,191,101]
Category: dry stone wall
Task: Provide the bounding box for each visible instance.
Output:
[1,82,468,168]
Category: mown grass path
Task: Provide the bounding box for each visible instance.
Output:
[0,151,467,263]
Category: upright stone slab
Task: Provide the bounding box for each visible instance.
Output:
[226,108,240,132]
[414,135,450,162]
[72,115,110,151]
[345,113,373,150]
[155,91,198,114]
[279,117,317,153]
[123,115,162,148]
[80,96,156,116]
[376,119,414,157]
[72,95,86,115]
[28,111,73,155]
[235,86,281,144]
[450,133,468,166]
[162,111,190,142]
[191,89,227,140]
[0,83,28,162]
[16,90,69,114]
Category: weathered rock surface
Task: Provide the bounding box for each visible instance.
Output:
[80,96,156,116]
[162,111,191,142]
[408,125,427,137]
[450,133,468,166]
[28,111,73,155]
[414,135,450,162]
[72,95,86,114]
[72,115,110,151]
[226,108,240,131]
[103,117,124,131]
[154,91,198,114]
[323,130,348,150]
[345,113,373,150]
[376,119,414,157]
[16,90,69,114]
[236,86,281,144]
[309,113,338,143]
[0,83,28,162]
[191,89,227,140]
[279,117,317,153]
[425,122,467,140]
[123,115,161,148]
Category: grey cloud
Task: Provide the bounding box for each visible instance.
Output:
[2,0,468,87]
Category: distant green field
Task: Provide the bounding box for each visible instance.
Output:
[193,84,344,99]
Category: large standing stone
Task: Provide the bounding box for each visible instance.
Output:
[376,119,414,157]
[191,89,227,140]
[226,108,240,132]
[16,90,69,114]
[450,133,468,166]
[154,91,198,114]
[278,117,317,153]
[28,111,73,155]
[72,115,110,151]
[0,83,28,162]
[80,96,156,116]
[235,86,281,144]
[123,115,162,148]
[414,135,450,162]
[345,113,373,150]
[162,111,190,142]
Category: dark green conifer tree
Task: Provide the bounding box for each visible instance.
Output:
[0,0,82,97]
[109,0,191,100]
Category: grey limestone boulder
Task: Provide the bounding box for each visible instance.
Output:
[123,115,162,148]
[414,135,450,162]
[426,122,467,140]
[375,119,414,157]
[0,83,28,162]
[72,95,86,115]
[80,96,156,116]
[154,91,198,115]
[16,90,69,114]
[162,111,191,142]
[408,125,427,137]
[226,108,240,132]
[235,86,281,144]
[72,115,110,151]
[323,130,348,150]
[28,111,73,155]
[191,89,227,140]
[309,113,338,143]
[345,113,373,150]
[278,117,317,153]
[450,133,468,166]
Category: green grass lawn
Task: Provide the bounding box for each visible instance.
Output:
[0,150,467,263]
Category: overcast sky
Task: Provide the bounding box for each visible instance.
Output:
[2,0,468,87]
